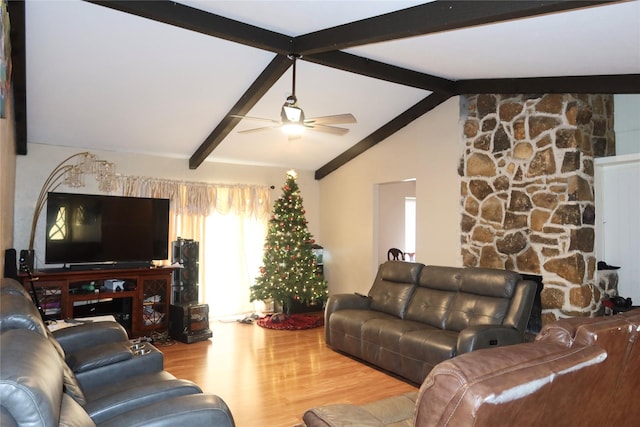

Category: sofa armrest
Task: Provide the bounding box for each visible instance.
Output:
[98,394,235,427]
[324,293,371,343]
[76,343,164,393]
[456,325,523,354]
[52,321,129,354]
[66,341,133,373]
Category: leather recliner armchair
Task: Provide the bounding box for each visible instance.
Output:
[0,277,235,426]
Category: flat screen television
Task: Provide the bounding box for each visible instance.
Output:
[45,192,170,267]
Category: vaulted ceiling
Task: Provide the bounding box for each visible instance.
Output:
[10,1,640,179]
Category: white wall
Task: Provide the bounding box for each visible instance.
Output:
[319,97,462,295]
[377,180,415,264]
[14,143,321,269]
[595,154,640,303]
[614,94,640,155]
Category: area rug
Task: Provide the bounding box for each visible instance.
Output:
[257,312,324,330]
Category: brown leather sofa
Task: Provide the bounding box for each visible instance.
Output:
[325,261,537,384]
[300,309,640,427]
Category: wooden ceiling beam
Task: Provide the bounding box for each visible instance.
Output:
[8,0,27,155]
[455,74,640,94]
[77,0,635,176]
[304,51,454,94]
[295,1,618,55]
[85,0,293,54]
[315,92,451,180]
[189,55,291,169]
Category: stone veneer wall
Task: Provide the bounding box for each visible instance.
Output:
[459,94,614,324]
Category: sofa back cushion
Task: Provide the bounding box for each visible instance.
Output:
[0,329,64,427]
[406,266,521,331]
[368,261,423,319]
[0,292,48,337]
[405,266,460,328]
[445,268,520,331]
[415,340,607,427]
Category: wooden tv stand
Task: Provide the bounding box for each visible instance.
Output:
[19,267,175,337]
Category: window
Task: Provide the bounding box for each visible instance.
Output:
[49,206,67,241]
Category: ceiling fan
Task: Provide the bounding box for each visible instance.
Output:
[231,54,356,139]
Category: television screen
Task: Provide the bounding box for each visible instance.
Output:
[45,192,170,265]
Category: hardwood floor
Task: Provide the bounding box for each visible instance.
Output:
[160,319,417,427]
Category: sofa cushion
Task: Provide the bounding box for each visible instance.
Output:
[302,392,417,427]
[0,293,48,336]
[0,329,64,427]
[459,268,520,297]
[445,293,511,332]
[404,287,455,328]
[361,318,430,373]
[67,341,133,373]
[368,261,422,318]
[415,341,607,427]
[398,328,459,383]
[329,310,394,359]
[404,266,460,327]
[44,329,88,406]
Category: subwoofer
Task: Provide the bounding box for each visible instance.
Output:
[169,303,212,343]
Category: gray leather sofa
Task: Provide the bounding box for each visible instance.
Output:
[325,261,536,384]
[0,277,235,427]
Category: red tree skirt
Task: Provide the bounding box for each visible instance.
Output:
[257,313,324,330]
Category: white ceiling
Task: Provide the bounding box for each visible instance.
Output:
[24,1,640,172]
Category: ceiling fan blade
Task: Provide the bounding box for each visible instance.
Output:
[304,113,357,125]
[238,125,282,134]
[306,123,350,136]
[230,114,281,125]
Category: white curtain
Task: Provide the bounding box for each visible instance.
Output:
[119,176,271,317]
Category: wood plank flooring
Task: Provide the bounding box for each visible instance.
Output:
[161,319,417,427]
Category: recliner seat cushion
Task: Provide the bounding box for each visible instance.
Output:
[398,328,459,383]
[83,370,203,424]
[329,310,394,358]
[360,318,430,373]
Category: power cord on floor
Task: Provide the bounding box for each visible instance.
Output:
[150,330,176,347]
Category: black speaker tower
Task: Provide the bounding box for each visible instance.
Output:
[4,249,18,279]
[169,238,211,343]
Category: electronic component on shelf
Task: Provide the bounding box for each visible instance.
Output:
[104,279,125,292]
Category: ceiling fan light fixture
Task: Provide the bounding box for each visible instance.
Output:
[282,122,305,136]
[282,105,304,123]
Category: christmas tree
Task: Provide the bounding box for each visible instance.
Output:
[250,170,327,311]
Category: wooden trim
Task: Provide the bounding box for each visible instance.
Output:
[189,55,292,169]
[304,51,454,94]
[48,1,636,176]
[455,74,640,94]
[315,92,450,180]
[8,0,27,155]
[294,1,617,55]
[85,1,293,54]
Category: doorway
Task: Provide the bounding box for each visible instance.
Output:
[376,180,416,265]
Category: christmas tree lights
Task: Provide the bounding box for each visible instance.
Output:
[250,170,327,311]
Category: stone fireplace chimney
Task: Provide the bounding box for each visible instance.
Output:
[459,94,615,325]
